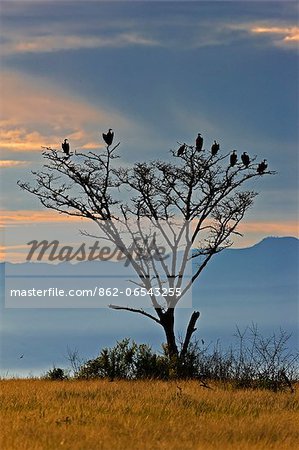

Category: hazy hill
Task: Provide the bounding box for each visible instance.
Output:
[190,236,298,347]
[0,236,298,376]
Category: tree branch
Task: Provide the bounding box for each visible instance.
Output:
[181,311,200,357]
[108,304,161,324]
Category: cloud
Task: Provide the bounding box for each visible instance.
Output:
[231,220,298,248]
[250,25,299,48]
[2,7,297,58]
[1,1,298,59]
[228,22,299,49]
[2,208,297,240]
[238,220,298,236]
[251,26,299,39]
[0,243,33,263]
[1,32,160,56]
[0,160,29,168]
[0,127,48,152]
[0,71,131,155]
[0,210,83,227]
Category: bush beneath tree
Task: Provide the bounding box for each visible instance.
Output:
[71,326,298,392]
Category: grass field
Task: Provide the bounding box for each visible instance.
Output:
[1,379,298,450]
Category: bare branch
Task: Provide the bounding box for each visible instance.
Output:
[108,304,161,324]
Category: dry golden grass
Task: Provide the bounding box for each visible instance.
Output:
[0,379,298,450]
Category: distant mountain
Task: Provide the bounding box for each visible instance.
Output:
[193,236,298,287]
[190,236,298,347]
[0,236,298,376]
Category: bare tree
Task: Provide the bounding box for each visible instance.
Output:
[18,133,274,358]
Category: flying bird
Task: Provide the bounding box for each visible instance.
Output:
[61,139,70,155]
[19,354,24,359]
[196,133,203,151]
[257,159,268,174]
[241,152,250,167]
[177,144,186,157]
[230,150,237,167]
[211,140,220,156]
[102,129,114,147]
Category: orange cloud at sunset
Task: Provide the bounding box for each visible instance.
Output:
[228,23,299,48]
[0,210,84,228]
[1,209,297,241]
[251,26,299,42]
[1,209,297,232]
[0,126,46,152]
[0,160,29,168]
[237,221,298,237]
[0,71,130,156]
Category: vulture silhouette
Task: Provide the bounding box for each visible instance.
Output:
[177,144,186,157]
[257,159,268,174]
[241,152,250,167]
[61,139,70,155]
[230,150,237,167]
[211,140,220,156]
[196,133,203,151]
[102,129,114,147]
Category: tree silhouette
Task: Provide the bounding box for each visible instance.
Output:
[18,133,274,358]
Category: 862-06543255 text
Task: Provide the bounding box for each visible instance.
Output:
[9,287,182,298]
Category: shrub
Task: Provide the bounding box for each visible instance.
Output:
[45,366,66,381]
[77,339,171,380]
[73,326,298,391]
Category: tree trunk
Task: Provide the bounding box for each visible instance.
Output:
[161,309,178,357]
[181,311,200,358]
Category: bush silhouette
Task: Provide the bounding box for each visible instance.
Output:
[74,328,298,392]
[46,366,66,381]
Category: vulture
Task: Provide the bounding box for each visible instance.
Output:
[241,152,250,167]
[177,144,186,157]
[196,133,203,151]
[102,129,114,147]
[61,138,70,155]
[230,150,237,167]
[257,159,268,174]
[211,140,220,156]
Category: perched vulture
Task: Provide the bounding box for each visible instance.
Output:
[177,144,186,157]
[230,150,237,167]
[257,159,268,174]
[211,140,220,156]
[196,133,203,151]
[102,129,114,147]
[61,139,70,155]
[241,152,250,167]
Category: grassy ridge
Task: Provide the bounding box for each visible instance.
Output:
[1,380,298,450]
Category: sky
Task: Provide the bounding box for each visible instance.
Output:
[0,1,298,376]
[0,0,298,256]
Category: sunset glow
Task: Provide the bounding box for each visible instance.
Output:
[0,160,29,168]
[251,26,299,42]
[0,210,84,227]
